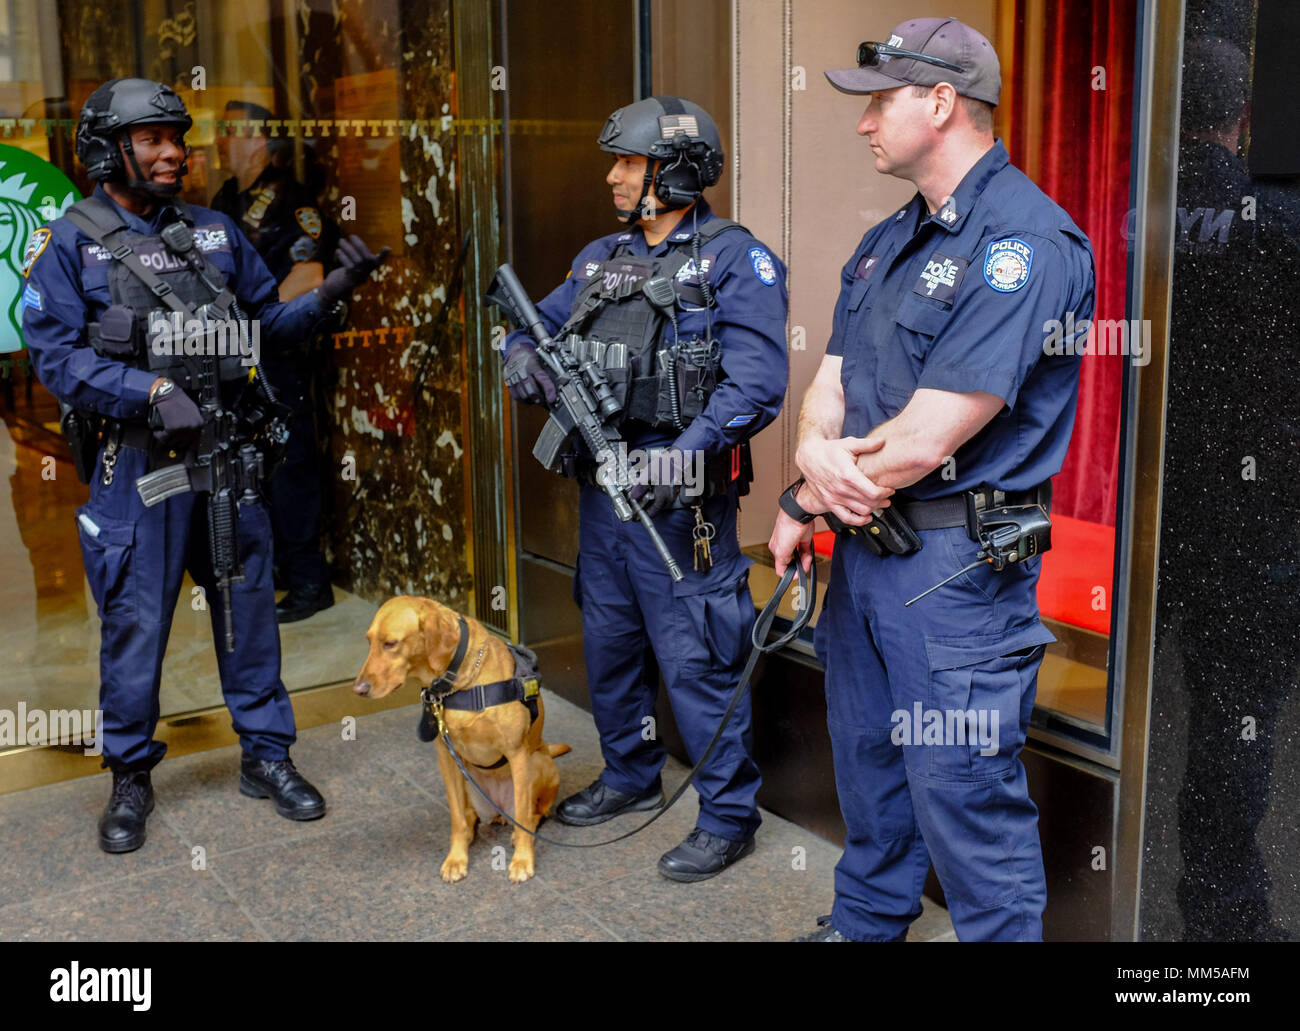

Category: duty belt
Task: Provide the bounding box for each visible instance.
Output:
[832,482,1052,538]
[900,482,1051,531]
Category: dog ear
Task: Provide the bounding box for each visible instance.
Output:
[418,600,460,677]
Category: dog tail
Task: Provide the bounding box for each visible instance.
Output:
[547,742,572,758]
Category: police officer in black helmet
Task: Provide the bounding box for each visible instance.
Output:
[501,96,789,880]
[21,78,386,853]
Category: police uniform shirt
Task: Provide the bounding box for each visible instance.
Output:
[503,199,789,457]
[21,184,325,420]
[211,166,337,284]
[828,140,1095,498]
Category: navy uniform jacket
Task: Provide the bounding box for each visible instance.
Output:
[504,200,789,458]
[828,141,1095,498]
[21,184,325,420]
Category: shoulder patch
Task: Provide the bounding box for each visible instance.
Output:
[22,228,52,278]
[983,238,1033,293]
[295,207,323,239]
[22,284,42,311]
[748,247,777,286]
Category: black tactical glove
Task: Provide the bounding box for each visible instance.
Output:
[629,446,686,518]
[503,343,557,405]
[148,378,204,446]
[318,234,391,306]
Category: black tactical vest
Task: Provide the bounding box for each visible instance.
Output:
[560,219,745,433]
[67,197,250,393]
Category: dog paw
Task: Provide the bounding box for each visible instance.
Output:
[508,856,535,883]
[441,856,469,883]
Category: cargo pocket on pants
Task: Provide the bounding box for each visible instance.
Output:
[75,504,136,620]
[923,621,1056,781]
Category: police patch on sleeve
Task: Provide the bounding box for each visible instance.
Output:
[748,247,778,286]
[914,252,968,303]
[295,207,323,240]
[22,228,51,278]
[983,238,1033,293]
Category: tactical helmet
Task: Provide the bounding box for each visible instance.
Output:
[76,78,192,197]
[598,96,724,221]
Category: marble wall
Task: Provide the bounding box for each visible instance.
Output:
[1142,0,1300,941]
[298,0,474,607]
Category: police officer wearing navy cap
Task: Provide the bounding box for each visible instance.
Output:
[21,78,386,853]
[768,19,1095,939]
[212,99,342,623]
[501,96,788,880]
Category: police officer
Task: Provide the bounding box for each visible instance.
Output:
[21,78,386,852]
[211,99,341,622]
[502,96,788,880]
[768,19,1095,939]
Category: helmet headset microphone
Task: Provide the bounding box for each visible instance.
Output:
[597,95,724,224]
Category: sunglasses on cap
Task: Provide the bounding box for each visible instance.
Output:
[856,41,964,74]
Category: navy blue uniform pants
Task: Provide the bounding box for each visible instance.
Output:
[575,482,761,841]
[815,526,1055,941]
[74,443,296,770]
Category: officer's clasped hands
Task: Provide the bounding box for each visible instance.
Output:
[794,434,892,524]
[503,343,557,404]
[318,234,391,305]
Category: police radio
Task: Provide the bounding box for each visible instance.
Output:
[905,496,1052,607]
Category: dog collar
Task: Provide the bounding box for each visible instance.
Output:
[430,615,470,693]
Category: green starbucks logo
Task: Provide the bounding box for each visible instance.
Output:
[0,145,80,354]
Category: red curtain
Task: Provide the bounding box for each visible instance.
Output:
[1005,0,1136,526]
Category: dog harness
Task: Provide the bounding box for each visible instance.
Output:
[418,616,543,769]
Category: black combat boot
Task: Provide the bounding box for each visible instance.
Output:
[99,770,154,854]
[239,755,326,820]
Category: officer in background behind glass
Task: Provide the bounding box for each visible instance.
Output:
[501,96,788,880]
[21,79,386,853]
[212,99,341,623]
[769,18,1095,940]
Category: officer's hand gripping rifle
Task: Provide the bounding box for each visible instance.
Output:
[485,264,683,582]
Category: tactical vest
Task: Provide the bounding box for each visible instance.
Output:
[559,218,746,433]
[65,196,250,394]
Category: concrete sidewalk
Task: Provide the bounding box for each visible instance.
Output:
[0,690,955,942]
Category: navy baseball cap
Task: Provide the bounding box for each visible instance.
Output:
[825,17,1002,106]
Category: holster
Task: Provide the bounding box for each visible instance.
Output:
[825,505,922,556]
[58,402,104,485]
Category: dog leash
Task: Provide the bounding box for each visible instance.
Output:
[425,557,817,849]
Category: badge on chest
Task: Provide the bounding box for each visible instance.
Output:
[913,252,968,303]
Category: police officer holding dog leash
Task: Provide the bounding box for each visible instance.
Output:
[500,96,788,881]
[769,19,1095,940]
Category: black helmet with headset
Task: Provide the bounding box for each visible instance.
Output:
[598,95,724,223]
[75,78,193,198]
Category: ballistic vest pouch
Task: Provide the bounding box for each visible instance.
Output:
[88,305,139,358]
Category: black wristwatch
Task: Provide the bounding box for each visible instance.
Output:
[779,478,820,524]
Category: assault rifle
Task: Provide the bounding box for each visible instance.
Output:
[485,263,683,582]
[133,222,285,652]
